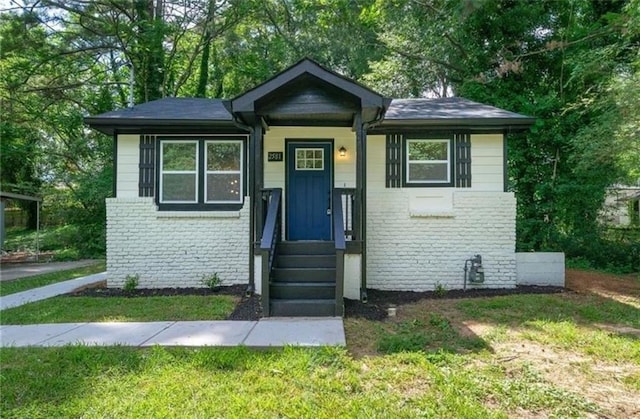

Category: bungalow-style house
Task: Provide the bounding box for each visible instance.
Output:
[86,58,534,316]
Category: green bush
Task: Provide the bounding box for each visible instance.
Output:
[560,234,639,274]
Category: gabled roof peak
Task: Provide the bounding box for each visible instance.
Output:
[231,57,388,115]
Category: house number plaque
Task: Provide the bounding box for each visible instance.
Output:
[267,152,284,162]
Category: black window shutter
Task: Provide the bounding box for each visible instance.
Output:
[385,134,402,188]
[139,135,155,197]
[455,134,471,188]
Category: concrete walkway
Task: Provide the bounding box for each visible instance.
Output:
[0,272,107,310]
[0,260,101,282]
[0,318,346,348]
[0,271,346,348]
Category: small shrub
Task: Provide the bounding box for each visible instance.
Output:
[201,273,222,290]
[123,274,139,292]
[434,282,447,298]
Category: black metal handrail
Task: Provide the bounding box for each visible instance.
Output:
[260,188,282,271]
[259,188,282,316]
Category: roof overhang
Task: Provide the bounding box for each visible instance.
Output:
[84,118,240,136]
[370,117,536,134]
[0,191,42,202]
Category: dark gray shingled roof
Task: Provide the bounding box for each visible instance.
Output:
[382,97,534,127]
[84,98,235,134]
[85,96,534,134]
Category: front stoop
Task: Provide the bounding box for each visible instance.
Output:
[269,241,338,316]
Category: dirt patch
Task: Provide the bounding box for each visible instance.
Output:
[489,340,640,418]
[566,269,640,308]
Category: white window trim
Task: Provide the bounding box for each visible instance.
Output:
[204,140,244,204]
[159,140,199,204]
[406,139,451,184]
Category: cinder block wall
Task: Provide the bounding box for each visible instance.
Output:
[366,191,517,291]
[516,252,565,287]
[105,197,250,288]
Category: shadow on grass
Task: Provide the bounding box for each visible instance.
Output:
[0,345,257,413]
[346,281,640,359]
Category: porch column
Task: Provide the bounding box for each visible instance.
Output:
[253,122,264,238]
[355,112,367,301]
[249,121,263,290]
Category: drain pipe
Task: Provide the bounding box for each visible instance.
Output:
[231,113,255,296]
[359,106,388,303]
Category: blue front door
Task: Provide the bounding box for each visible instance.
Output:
[287,141,332,240]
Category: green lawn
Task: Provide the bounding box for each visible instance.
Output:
[0,345,600,418]
[0,295,237,324]
[0,262,106,297]
[1,272,638,417]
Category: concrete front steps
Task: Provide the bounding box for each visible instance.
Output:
[269,241,338,316]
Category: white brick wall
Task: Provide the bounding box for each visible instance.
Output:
[367,190,517,291]
[106,197,250,288]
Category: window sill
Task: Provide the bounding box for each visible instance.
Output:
[156,211,241,219]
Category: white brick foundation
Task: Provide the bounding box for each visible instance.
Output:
[106,197,250,288]
[367,191,517,291]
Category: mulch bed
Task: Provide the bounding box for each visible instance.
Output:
[69,284,563,322]
[345,285,564,320]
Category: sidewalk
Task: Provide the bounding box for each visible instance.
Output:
[0,272,107,310]
[0,260,101,282]
[0,272,346,348]
[0,318,346,348]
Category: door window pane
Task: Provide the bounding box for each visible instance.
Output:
[295,148,324,171]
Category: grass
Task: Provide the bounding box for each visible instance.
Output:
[0,295,238,324]
[0,262,106,297]
[1,270,638,417]
[0,346,601,418]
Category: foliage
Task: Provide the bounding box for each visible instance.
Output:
[3,226,105,260]
[123,274,139,292]
[1,0,638,269]
[434,282,447,298]
[200,273,222,290]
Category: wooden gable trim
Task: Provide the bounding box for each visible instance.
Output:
[232,58,386,113]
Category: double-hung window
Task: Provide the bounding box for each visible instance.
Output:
[404,137,454,187]
[158,137,245,210]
